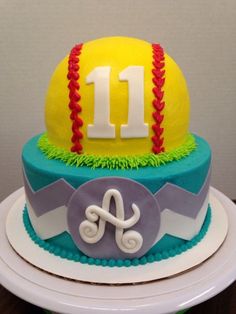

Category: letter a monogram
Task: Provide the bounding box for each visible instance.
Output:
[79,189,143,253]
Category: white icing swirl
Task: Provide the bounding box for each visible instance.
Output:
[79,220,100,243]
[116,229,143,253]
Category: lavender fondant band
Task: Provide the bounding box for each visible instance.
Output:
[23,168,211,259]
[23,168,210,219]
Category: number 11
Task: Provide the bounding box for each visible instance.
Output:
[86,66,148,139]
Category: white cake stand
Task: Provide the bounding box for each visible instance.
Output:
[0,187,236,314]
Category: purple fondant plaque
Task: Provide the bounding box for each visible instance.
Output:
[67,177,160,259]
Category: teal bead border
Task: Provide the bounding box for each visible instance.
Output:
[23,205,211,268]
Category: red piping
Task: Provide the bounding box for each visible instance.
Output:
[151,43,165,154]
[67,43,83,153]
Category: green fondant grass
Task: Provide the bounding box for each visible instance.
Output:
[38,133,197,170]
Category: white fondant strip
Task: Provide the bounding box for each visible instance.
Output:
[26,198,68,240]
[26,194,209,246]
[154,194,209,244]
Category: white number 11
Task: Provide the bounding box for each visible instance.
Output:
[86,66,148,139]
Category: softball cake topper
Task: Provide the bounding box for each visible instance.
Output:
[39,37,194,169]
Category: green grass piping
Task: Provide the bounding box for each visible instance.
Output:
[37,133,197,169]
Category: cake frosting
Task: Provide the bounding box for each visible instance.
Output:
[22,36,211,267]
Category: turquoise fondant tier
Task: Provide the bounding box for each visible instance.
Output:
[23,205,212,267]
[22,133,211,261]
[22,134,211,194]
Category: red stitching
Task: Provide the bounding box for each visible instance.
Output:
[151,43,165,154]
[67,44,83,153]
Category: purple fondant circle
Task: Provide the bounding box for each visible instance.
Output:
[67,177,160,259]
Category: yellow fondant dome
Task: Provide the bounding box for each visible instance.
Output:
[45,36,190,157]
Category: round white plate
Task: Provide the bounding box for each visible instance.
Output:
[0,187,236,314]
[5,190,228,284]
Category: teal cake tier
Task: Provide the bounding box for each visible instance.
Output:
[22,134,211,262]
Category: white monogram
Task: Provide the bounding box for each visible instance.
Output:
[79,189,143,253]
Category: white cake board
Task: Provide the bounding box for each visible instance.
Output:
[5,189,228,284]
[0,187,235,314]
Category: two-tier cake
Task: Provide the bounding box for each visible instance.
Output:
[8,37,227,284]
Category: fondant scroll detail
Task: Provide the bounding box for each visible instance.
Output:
[79,189,143,253]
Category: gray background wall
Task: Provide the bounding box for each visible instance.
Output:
[0,0,235,201]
